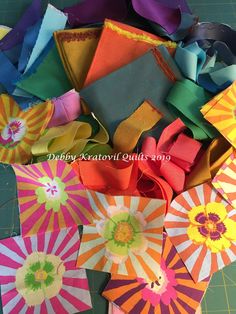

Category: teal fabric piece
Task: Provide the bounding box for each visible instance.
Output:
[166,79,219,140]
[16,42,72,100]
[174,42,206,81]
[80,48,182,139]
[24,4,67,73]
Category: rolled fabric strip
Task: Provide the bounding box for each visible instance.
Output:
[113,100,163,153]
[54,27,101,91]
[32,115,109,157]
[185,137,233,189]
[48,89,81,128]
[185,22,236,56]
[166,79,218,140]
[142,119,202,193]
[201,81,236,147]
[72,159,138,195]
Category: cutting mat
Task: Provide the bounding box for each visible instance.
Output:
[0,1,235,314]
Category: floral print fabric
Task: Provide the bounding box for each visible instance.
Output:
[0,227,92,314]
[77,191,166,280]
[165,182,236,282]
[12,160,92,236]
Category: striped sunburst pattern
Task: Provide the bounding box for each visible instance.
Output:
[103,234,209,314]
[165,182,236,282]
[212,151,236,208]
[0,94,54,164]
[0,227,92,314]
[12,160,93,236]
[76,191,166,280]
[201,81,236,148]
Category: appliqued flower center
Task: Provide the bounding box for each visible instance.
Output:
[114,221,134,243]
[36,177,68,212]
[196,212,227,240]
[16,252,66,306]
[45,181,59,198]
[34,269,48,282]
[146,270,166,293]
[0,118,26,148]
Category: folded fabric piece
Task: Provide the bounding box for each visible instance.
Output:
[0,94,53,164]
[48,89,81,128]
[198,63,236,94]
[77,191,166,279]
[16,43,72,100]
[142,119,202,193]
[113,100,163,153]
[55,27,101,91]
[201,81,236,148]
[84,19,176,86]
[149,12,197,42]
[32,116,109,158]
[24,4,67,73]
[12,160,92,236]
[81,49,181,139]
[132,0,191,34]
[103,234,209,314]
[166,79,218,140]
[174,42,206,81]
[212,151,236,208]
[0,227,92,314]
[72,159,139,195]
[165,182,236,282]
[185,137,233,189]
[18,19,42,72]
[0,0,41,51]
[63,0,128,27]
[0,163,20,239]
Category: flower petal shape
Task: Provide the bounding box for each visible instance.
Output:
[12,160,92,236]
[0,94,54,164]
[165,182,236,282]
[77,191,166,280]
[102,234,209,314]
[0,227,92,314]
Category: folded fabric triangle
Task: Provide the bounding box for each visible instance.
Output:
[54,27,101,91]
[84,19,176,86]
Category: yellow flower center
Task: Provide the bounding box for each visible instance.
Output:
[114,222,134,243]
[206,221,216,232]
[34,270,48,282]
